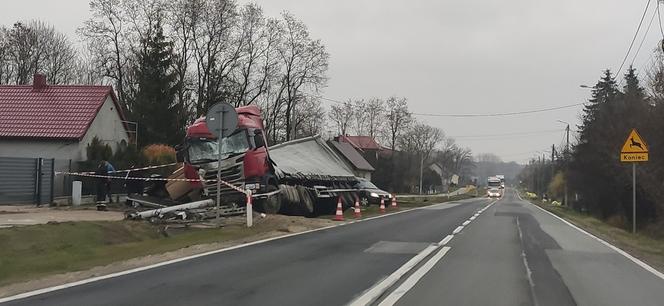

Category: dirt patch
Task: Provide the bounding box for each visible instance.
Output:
[0,206,124,227]
[0,214,335,298]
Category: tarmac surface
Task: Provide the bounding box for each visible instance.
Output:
[2,190,663,306]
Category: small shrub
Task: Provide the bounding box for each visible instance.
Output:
[142,144,176,165]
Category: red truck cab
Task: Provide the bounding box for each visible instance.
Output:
[177,105,273,204]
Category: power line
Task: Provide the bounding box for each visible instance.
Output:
[410,103,584,118]
[450,129,564,139]
[631,4,658,67]
[304,92,584,118]
[617,0,652,78]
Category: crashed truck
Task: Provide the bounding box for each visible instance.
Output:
[130,105,360,218]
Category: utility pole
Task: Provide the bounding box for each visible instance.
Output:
[419,152,424,194]
[564,124,570,206]
[551,144,555,179]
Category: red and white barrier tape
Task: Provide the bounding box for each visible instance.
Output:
[55,162,178,176]
[58,171,247,194]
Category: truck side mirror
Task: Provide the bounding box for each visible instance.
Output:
[254,131,265,149]
[175,144,186,162]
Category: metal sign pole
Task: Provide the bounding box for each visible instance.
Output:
[633,163,636,234]
[216,110,223,228]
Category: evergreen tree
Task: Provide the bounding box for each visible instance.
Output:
[579,69,619,142]
[131,22,184,146]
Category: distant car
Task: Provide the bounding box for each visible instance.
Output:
[487,188,501,198]
[352,178,392,206]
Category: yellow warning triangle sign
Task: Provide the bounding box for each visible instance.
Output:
[621,129,648,153]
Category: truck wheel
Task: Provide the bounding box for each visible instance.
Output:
[255,185,282,214]
[296,186,315,217]
[279,185,300,215]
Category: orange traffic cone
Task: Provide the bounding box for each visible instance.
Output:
[333,196,345,221]
[380,197,386,213]
[354,194,362,218]
[391,194,397,208]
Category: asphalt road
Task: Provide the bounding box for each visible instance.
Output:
[2,190,664,306]
[386,189,664,306]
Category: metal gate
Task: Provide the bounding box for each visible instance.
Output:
[0,157,54,205]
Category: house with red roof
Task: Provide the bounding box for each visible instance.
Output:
[0,74,129,161]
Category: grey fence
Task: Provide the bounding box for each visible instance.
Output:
[0,157,54,205]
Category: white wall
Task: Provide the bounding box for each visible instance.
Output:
[0,96,128,161]
[0,140,80,160]
[78,96,129,158]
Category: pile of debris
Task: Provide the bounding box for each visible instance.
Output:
[125,196,245,224]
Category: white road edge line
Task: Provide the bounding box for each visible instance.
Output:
[438,234,454,246]
[0,197,486,303]
[518,190,664,280]
[377,246,452,306]
[348,245,439,306]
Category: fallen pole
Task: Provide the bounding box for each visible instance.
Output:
[127,199,214,220]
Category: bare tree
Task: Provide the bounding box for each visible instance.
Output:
[385,96,412,150]
[365,97,384,139]
[190,0,240,115]
[0,28,11,84]
[166,0,196,120]
[0,21,78,85]
[5,22,39,84]
[399,121,444,193]
[328,100,354,136]
[231,3,277,107]
[277,12,329,141]
[80,0,130,107]
[74,40,106,85]
[293,96,324,138]
[42,28,78,84]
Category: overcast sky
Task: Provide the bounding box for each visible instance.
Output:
[1,0,659,163]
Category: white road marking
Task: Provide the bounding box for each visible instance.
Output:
[438,234,454,246]
[348,245,439,306]
[377,246,452,306]
[518,190,664,280]
[452,226,464,234]
[469,216,476,221]
[516,216,538,306]
[0,197,486,303]
[462,220,471,226]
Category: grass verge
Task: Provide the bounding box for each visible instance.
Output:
[0,219,290,287]
[0,191,482,288]
[520,191,664,273]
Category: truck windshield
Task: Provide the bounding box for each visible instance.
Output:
[487,180,501,188]
[188,130,250,163]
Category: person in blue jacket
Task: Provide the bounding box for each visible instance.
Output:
[103,160,116,203]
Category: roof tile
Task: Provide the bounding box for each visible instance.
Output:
[0,85,118,140]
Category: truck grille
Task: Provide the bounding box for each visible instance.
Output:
[204,164,244,198]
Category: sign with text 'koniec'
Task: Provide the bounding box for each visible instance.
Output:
[620,128,648,162]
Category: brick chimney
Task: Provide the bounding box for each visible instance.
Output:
[32,74,47,92]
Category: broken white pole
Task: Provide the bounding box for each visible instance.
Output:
[246,190,253,227]
[128,199,214,220]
